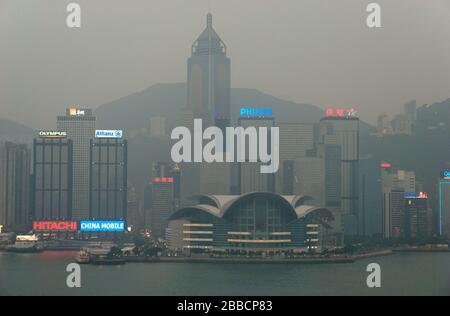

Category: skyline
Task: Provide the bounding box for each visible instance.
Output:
[1,0,450,128]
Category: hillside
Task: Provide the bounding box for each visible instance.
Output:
[94,83,326,130]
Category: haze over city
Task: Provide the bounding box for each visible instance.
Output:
[1,0,450,128]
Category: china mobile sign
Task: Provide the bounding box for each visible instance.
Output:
[80,221,125,232]
[33,221,78,231]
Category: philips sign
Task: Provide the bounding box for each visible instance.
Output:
[80,221,125,232]
[240,108,273,118]
[95,130,123,139]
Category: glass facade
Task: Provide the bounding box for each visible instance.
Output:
[168,194,333,253]
[89,138,127,220]
[33,139,72,221]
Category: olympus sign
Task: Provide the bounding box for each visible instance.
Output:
[38,131,67,138]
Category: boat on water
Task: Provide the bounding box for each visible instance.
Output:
[5,240,44,253]
[75,250,91,264]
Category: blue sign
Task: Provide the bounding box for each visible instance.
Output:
[240,108,273,117]
[95,130,123,139]
[442,170,450,180]
[404,192,428,199]
[80,221,125,232]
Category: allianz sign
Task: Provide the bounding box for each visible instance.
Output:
[95,130,123,139]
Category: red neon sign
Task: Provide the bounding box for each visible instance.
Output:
[33,221,78,231]
[380,162,392,168]
[326,108,357,118]
[153,177,174,184]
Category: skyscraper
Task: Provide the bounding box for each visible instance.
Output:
[278,123,315,195]
[359,158,383,237]
[57,108,96,220]
[319,115,359,235]
[438,170,450,239]
[0,142,31,231]
[150,178,174,239]
[187,13,231,131]
[33,135,73,221]
[89,137,128,221]
[238,115,276,194]
[404,192,430,240]
[381,165,416,239]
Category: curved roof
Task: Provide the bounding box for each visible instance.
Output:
[221,192,297,219]
[294,205,334,221]
[170,193,334,222]
[170,204,222,221]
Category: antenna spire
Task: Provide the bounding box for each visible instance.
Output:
[207,12,213,28]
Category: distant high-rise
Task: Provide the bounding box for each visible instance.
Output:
[0,142,31,231]
[187,13,230,131]
[150,177,174,239]
[89,137,128,221]
[238,116,276,194]
[438,170,450,239]
[148,116,167,139]
[381,165,416,239]
[359,158,383,237]
[319,115,359,235]
[278,123,315,195]
[33,137,73,221]
[294,156,325,206]
[405,193,431,240]
[57,108,96,220]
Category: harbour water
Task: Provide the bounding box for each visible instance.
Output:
[1,251,449,296]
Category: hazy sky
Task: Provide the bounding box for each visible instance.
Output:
[1,0,450,128]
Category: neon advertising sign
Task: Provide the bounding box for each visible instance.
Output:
[240,108,273,118]
[153,177,174,184]
[79,221,125,232]
[404,192,428,199]
[95,130,123,139]
[33,221,78,231]
[326,108,358,118]
[441,170,450,180]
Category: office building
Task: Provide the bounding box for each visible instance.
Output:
[383,190,406,239]
[89,137,128,221]
[187,13,230,131]
[180,162,231,206]
[33,136,73,221]
[319,114,359,235]
[292,144,342,240]
[278,123,315,194]
[238,115,276,194]
[149,176,174,239]
[381,165,416,239]
[127,185,141,232]
[439,171,450,239]
[57,108,96,220]
[294,156,325,207]
[358,158,383,237]
[0,142,31,231]
[404,192,430,240]
[148,116,167,139]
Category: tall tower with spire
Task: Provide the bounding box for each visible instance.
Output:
[186,13,231,131]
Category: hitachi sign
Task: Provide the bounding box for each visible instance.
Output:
[33,221,77,231]
[38,131,67,138]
